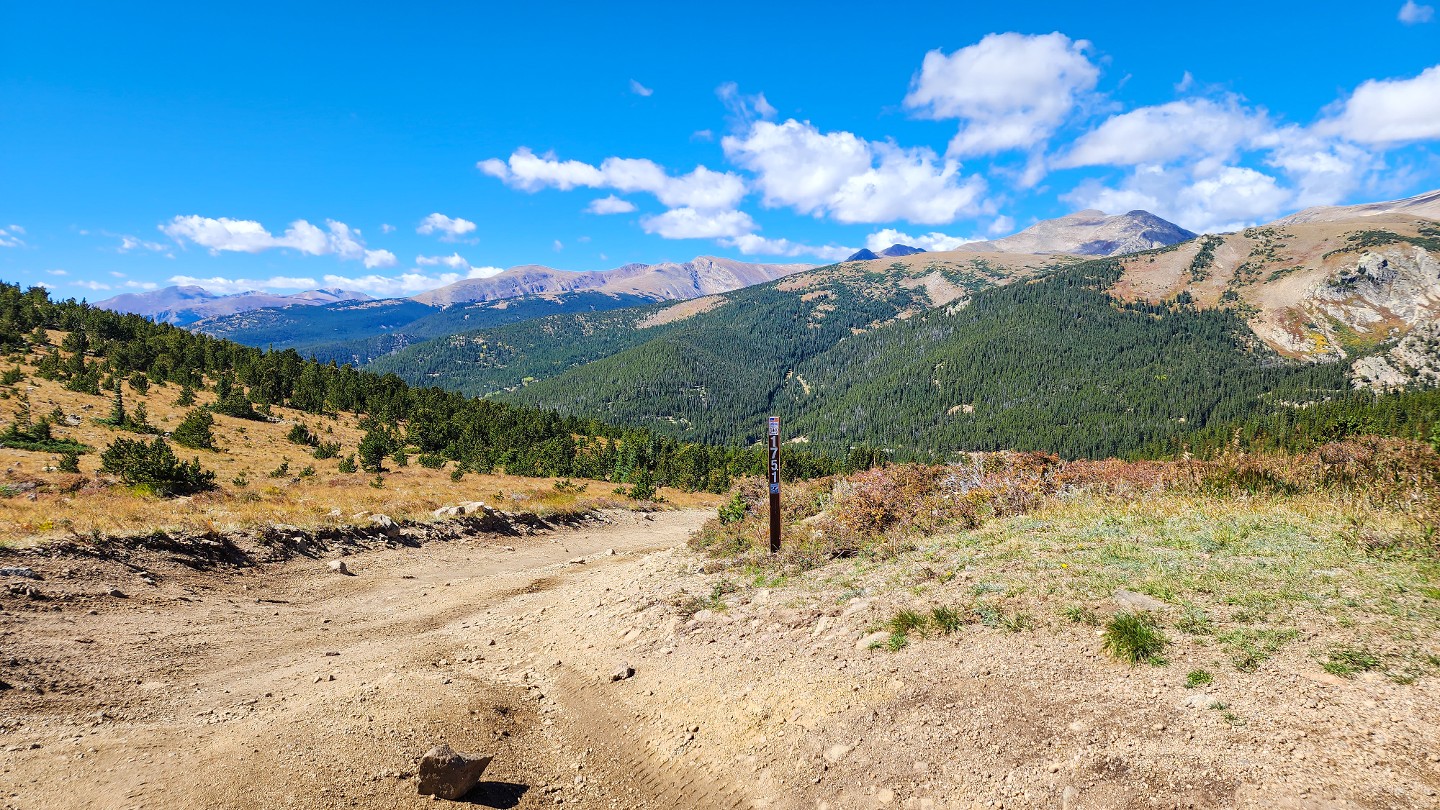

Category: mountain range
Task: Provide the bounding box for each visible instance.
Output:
[93,286,370,326]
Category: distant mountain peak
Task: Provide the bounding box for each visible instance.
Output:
[845,244,927,262]
[952,209,1196,257]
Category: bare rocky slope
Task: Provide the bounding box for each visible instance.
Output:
[954,209,1196,256]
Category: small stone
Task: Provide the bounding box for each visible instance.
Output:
[823,744,852,764]
[610,662,634,682]
[1112,589,1167,612]
[416,744,492,800]
[371,514,400,537]
[856,631,890,650]
[327,560,352,576]
[107,588,127,598]
[1180,693,1220,709]
[0,567,39,580]
[568,557,586,565]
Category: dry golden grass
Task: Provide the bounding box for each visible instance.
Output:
[0,349,719,548]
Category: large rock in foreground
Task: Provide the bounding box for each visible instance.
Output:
[416,744,492,799]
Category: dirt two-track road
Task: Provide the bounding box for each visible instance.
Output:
[2,510,755,810]
[5,508,1440,810]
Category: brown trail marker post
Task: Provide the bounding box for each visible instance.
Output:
[768,415,781,553]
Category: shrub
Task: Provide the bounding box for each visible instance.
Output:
[1185,669,1214,688]
[171,408,217,451]
[313,441,341,460]
[1322,647,1382,678]
[1,366,24,385]
[268,460,290,478]
[57,451,80,473]
[173,385,196,407]
[99,436,215,495]
[1103,612,1168,664]
[286,423,319,447]
[417,453,446,469]
[718,492,748,524]
[337,454,358,474]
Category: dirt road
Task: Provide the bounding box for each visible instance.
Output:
[1,510,754,810]
[6,508,1440,810]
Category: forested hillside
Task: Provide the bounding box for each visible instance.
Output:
[506,260,1353,459]
[0,283,840,495]
[196,291,661,367]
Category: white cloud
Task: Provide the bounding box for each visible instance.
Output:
[987,216,1016,236]
[160,216,395,268]
[629,79,654,97]
[74,280,112,292]
[46,269,68,276]
[119,235,166,252]
[1059,98,1269,171]
[109,271,125,278]
[0,226,25,248]
[364,249,398,269]
[713,234,850,261]
[903,32,1100,156]
[380,223,396,234]
[7,225,22,234]
[1256,127,1378,208]
[864,228,980,252]
[480,148,746,211]
[717,82,777,130]
[1400,1,1435,23]
[1065,164,1292,233]
[1319,64,1440,144]
[585,195,638,215]
[416,212,478,240]
[640,207,756,239]
[321,262,505,297]
[124,280,159,290]
[553,240,564,251]
[168,275,318,294]
[722,119,990,224]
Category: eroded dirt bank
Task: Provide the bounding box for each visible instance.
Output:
[2,510,1437,809]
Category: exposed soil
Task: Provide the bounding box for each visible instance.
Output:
[2,510,1438,809]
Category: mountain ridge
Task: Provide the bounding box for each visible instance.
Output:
[94,286,372,326]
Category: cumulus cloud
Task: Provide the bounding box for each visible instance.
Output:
[719,234,852,261]
[160,215,396,268]
[125,280,159,290]
[480,148,746,211]
[639,208,757,239]
[722,119,990,224]
[364,249,398,269]
[864,228,980,252]
[416,212,478,240]
[321,262,505,297]
[585,195,638,215]
[74,280,113,292]
[415,252,502,277]
[1319,64,1440,144]
[629,79,654,97]
[168,275,319,294]
[0,226,24,248]
[1065,164,1293,233]
[46,269,68,276]
[1400,0,1435,23]
[903,32,1100,156]
[1059,98,1270,172]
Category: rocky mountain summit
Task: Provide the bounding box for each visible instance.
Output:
[844,244,927,261]
[957,209,1197,256]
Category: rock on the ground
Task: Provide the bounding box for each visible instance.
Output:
[1180,693,1220,709]
[0,567,40,579]
[856,631,890,650]
[371,514,400,538]
[1112,588,1167,612]
[824,743,852,764]
[327,560,352,575]
[416,744,492,800]
[610,662,634,682]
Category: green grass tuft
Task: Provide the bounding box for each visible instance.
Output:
[1103,612,1168,664]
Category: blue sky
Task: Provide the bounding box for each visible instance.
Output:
[3,1,1439,299]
